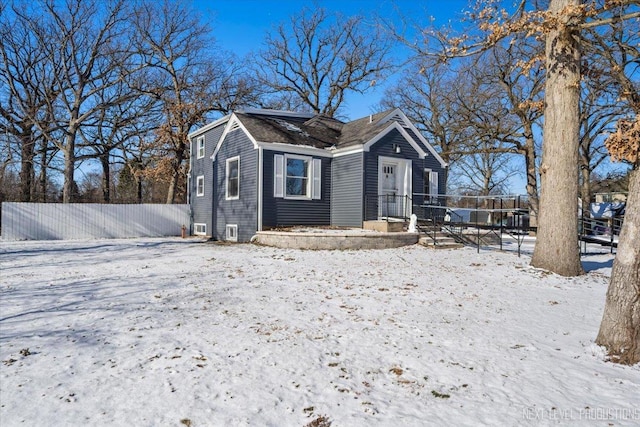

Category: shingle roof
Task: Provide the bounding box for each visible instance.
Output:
[336,110,397,148]
[234,112,342,149]
[234,109,401,149]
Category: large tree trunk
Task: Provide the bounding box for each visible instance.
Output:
[596,167,640,365]
[100,153,111,203]
[19,131,35,202]
[62,143,76,203]
[531,0,583,277]
[523,126,539,229]
[165,139,187,204]
[579,159,591,216]
[38,147,48,202]
[62,121,79,203]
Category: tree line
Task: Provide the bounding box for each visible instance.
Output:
[1,0,635,209]
[0,1,393,204]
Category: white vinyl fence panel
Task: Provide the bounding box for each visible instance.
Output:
[1,203,191,241]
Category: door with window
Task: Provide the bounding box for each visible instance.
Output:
[381,162,397,217]
[377,157,412,218]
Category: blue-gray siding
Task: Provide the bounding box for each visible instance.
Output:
[214,129,258,242]
[363,128,445,220]
[403,126,446,194]
[190,125,225,236]
[422,151,446,195]
[262,150,331,227]
[331,152,364,227]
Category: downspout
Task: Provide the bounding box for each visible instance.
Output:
[187,136,193,234]
[187,136,192,205]
[257,146,263,231]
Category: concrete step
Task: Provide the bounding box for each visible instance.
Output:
[418,236,464,249]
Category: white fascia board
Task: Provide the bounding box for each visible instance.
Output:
[257,142,333,158]
[363,122,428,159]
[238,108,315,119]
[187,115,230,139]
[211,114,259,161]
[380,108,447,167]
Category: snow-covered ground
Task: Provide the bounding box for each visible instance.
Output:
[1,238,638,426]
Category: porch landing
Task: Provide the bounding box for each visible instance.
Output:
[252,228,419,250]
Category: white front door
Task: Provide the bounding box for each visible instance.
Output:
[378,157,412,218]
[381,163,397,216]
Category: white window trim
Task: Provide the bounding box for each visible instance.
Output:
[194,223,206,235]
[225,156,240,200]
[424,168,439,201]
[196,136,205,159]
[284,154,312,200]
[225,224,238,242]
[196,175,204,197]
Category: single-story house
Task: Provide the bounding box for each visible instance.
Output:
[188,108,447,242]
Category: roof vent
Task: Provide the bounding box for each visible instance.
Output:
[228,119,240,132]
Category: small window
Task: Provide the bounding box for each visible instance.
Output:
[197,136,205,159]
[196,175,204,197]
[226,224,238,242]
[194,223,206,235]
[226,156,239,200]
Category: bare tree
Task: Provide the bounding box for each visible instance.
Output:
[481,41,545,227]
[5,0,141,203]
[0,1,58,201]
[131,0,255,203]
[578,71,625,213]
[579,6,639,211]
[257,7,394,117]
[381,61,469,177]
[452,145,520,196]
[384,37,544,222]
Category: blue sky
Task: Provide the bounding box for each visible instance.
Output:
[193,0,472,120]
[191,1,536,194]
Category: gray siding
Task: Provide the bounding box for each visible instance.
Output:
[331,152,364,227]
[214,129,258,242]
[262,150,331,227]
[190,125,225,236]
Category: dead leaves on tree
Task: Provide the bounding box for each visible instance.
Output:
[605,116,640,166]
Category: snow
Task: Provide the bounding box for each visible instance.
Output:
[1,238,638,426]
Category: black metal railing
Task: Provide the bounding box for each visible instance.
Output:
[365,194,412,221]
[579,214,623,254]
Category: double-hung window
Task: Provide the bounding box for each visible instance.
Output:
[226,156,239,200]
[196,136,205,159]
[274,154,321,200]
[196,175,204,197]
[286,156,309,197]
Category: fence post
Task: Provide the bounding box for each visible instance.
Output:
[476,196,480,253]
